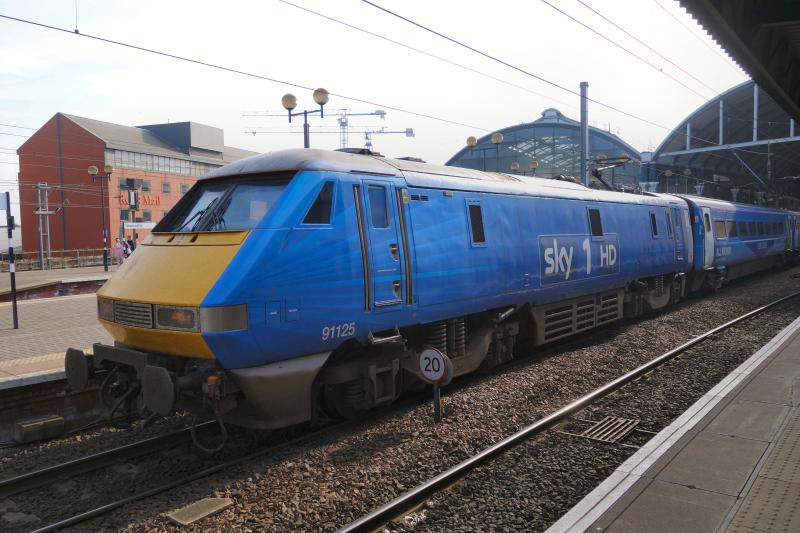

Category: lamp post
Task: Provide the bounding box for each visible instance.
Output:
[282,88,329,148]
[88,164,113,271]
[530,160,539,176]
[510,161,520,174]
[491,132,504,172]
[683,168,691,194]
[465,134,504,171]
[664,169,673,193]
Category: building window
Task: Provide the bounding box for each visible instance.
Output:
[180,184,189,194]
[142,210,152,222]
[141,180,151,193]
[162,181,171,194]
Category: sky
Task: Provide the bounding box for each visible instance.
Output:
[0,0,748,222]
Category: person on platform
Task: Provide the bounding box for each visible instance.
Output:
[113,238,125,265]
[125,235,135,255]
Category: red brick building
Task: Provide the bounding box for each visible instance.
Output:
[17,113,255,254]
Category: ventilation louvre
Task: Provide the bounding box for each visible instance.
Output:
[534,290,623,344]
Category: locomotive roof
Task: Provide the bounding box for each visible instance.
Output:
[201,148,666,205]
[675,194,789,215]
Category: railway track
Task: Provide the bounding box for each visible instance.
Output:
[16,422,341,533]
[338,290,800,532]
[0,422,212,500]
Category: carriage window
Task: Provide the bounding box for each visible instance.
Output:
[739,221,747,236]
[666,209,673,235]
[468,203,486,244]
[303,182,334,224]
[749,222,757,235]
[650,212,659,236]
[714,220,727,239]
[367,185,389,228]
[703,213,711,232]
[758,222,765,235]
[727,220,738,237]
[588,208,603,237]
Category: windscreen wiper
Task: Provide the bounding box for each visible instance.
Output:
[176,196,220,232]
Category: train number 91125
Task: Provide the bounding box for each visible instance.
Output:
[322,322,356,341]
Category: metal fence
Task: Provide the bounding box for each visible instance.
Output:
[0,249,107,272]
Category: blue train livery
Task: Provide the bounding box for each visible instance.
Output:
[64,149,794,433]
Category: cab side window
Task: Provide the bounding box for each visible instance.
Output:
[302,182,334,224]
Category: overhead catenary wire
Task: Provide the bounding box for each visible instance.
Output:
[538,0,711,100]
[357,1,779,157]
[0,9,757,156]
[651,0,742,74]
[0,13,490,133]
[0,8,779,179]
[276,0,577,112]
[574,0,721,95]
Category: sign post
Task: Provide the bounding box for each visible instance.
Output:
[418,346,453,422]
[2,192,18,329]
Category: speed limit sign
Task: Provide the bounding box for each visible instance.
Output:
[418,347,451,384]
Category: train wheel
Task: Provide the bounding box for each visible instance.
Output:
[322,378,368,420]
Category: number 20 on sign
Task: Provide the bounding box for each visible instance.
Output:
[418,347,452,422]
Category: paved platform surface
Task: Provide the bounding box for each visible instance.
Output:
[0,264,115,294]
[549,315,800,533]
[0,293,111,389]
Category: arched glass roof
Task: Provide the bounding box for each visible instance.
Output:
[648,80,800,207]
[447,108,642,185]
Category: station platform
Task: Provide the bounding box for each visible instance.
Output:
[549,315,800,533]
[0,264,115,295]
[0,292,111,390]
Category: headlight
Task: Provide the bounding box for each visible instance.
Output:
[154,305,199,332]
[200,305,248,333]
[97,297,114,322]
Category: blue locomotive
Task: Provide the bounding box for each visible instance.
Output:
[64,149,792,434]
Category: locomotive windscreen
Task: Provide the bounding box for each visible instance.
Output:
[155,175,290,232]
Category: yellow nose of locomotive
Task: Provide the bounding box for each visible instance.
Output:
[96,231,248,358]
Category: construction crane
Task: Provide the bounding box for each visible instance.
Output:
[336,109,386,148]
[364,127,415,151]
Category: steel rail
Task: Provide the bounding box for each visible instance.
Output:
[30,424,342,533]
[338,290,800,532]
[0,422,212,499]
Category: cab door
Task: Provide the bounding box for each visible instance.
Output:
[701,207,714,268]
[671,207,685,262]
[360,180,405,310]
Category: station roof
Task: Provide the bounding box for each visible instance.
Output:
[445,108,641,167]
[652,80,800,193]
[680,0,800,120]
[60,113,257,165]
